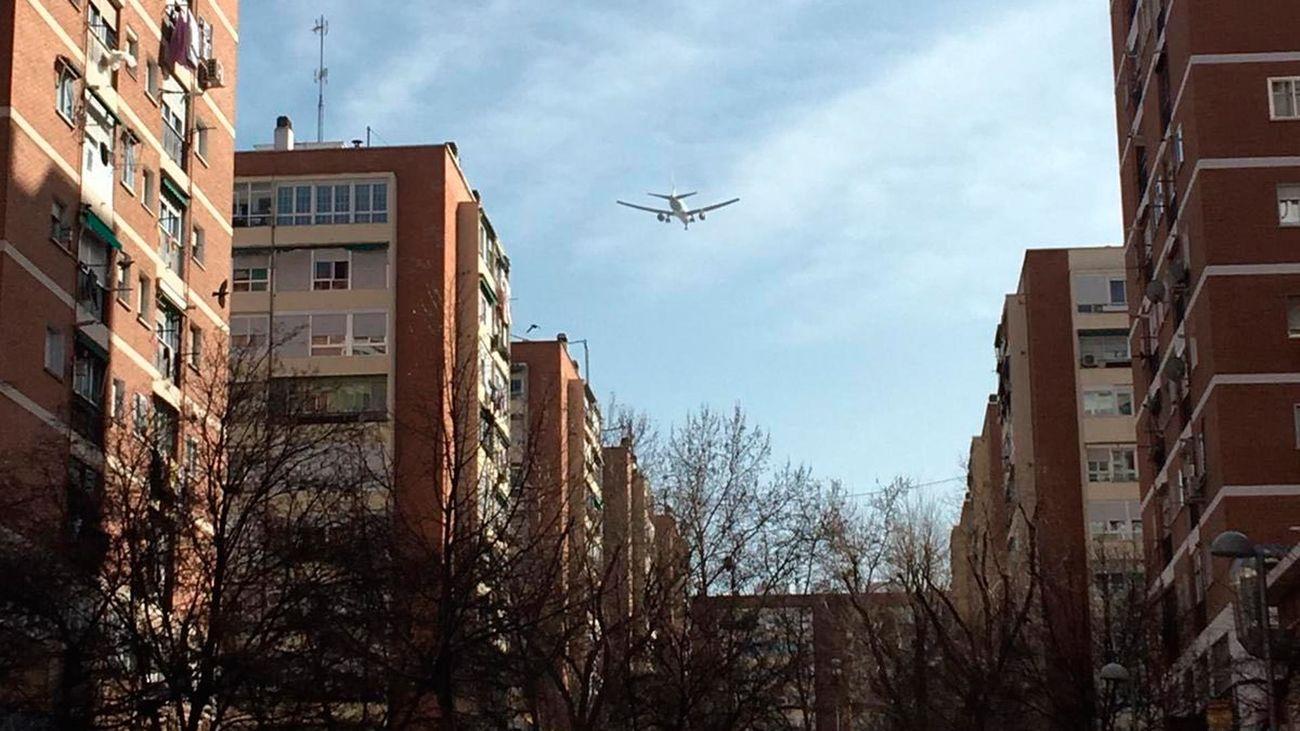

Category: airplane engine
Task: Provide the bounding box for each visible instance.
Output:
[657,213,666,222]
[699,212,706,220]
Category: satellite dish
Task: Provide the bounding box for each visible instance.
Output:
[1145,279,1167,303]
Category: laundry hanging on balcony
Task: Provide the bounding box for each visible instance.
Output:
[164,4,201,69]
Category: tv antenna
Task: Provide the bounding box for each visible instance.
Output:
[312,15,329,143]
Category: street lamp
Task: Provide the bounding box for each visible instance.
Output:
[1210,530,1277,731]
[829,657,843,731]
[1098,663,1130,731]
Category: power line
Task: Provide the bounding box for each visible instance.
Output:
[844,475,965,499]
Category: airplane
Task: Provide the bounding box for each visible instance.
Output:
[617,187,740,230]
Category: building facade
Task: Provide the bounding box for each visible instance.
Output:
[510,336,603,592]
[1109,1,1300,724]
[0,0,238,720]
[953,247,1142,722]
[231,118,512,534]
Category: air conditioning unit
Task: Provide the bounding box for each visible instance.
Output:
[1081,354,1099,368]
[199,58,226,89]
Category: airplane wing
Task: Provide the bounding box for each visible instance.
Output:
[617,200,673,215]
[687,198,740,215]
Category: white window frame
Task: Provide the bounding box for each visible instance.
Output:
[120,131,138,191]
[1083,387,1135,417]
[232,255,270,292]
[304,311,388,357]
[311,250,350,290]
[116,259,131,305]
[1279,185,1300,227]
[1172,125,1185,168]
[1087,446,1139,483]
[137,275,151,318]
[191,225,205,266]
[230,315,269,353]
[272,180,389,226]
[1269,77,1300,121]
[56,66,77,123]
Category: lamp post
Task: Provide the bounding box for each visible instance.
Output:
[1098,662,1130,731]
[1210,530,1277,731]
[829,657,843,731]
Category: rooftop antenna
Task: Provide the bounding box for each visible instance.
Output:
[312,15,329,143]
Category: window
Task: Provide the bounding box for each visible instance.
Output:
[1279,185,1300,226]
[1084,387,1135,417]
[132,393,148,436]
[1109,279,1127,307]
[50,200,70,246]
[270,375,388,422]
[73,343,106,404]
[1172,125,1185,168]
[1076,275,1127,312]
[116,259,131,304]
[137,274,151,318]
[310,314,347,356]
[1079,331,1132,367]
[125,30,139,77]
[161,89,186,166]
[312,250,349,290]
[230,315,269,354]
[191,226,205,265]
[56,66,77,122]
[1294,404,1300,449]
[232,253,270,291]
[188,326,202,368]
[232,182,273,227]
[86,2,118,51]
[142,169,155,210]
[121,131,138,190]
[195,120,209,160]
[270,180,388,226]
[146,58,160,99]
[111,378,126,424]
[351,312,388,355]
[159,195,184,275]
[1270,77,1300,120]
[44,327,64,378]
[155,298,182,383]
[1087,446,1139,483]
[198,17,214,60]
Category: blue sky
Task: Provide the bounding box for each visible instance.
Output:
[234,0,1122,499]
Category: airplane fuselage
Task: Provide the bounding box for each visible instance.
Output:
[668,196,692,228]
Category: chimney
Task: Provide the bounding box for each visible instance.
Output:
[556,332,568,343]
[274,116,294,151]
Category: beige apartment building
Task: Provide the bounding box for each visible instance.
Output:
[954,246,1142,721]
[231,115,513,535]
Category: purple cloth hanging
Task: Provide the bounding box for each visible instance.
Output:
[165,6,199,69]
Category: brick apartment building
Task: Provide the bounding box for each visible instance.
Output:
[1108,0,1300,724]
[952,247,1142,722]
[603,437,654,623]
[0,0,237,715]
[231,117,513,536]
[509,336,604,595]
